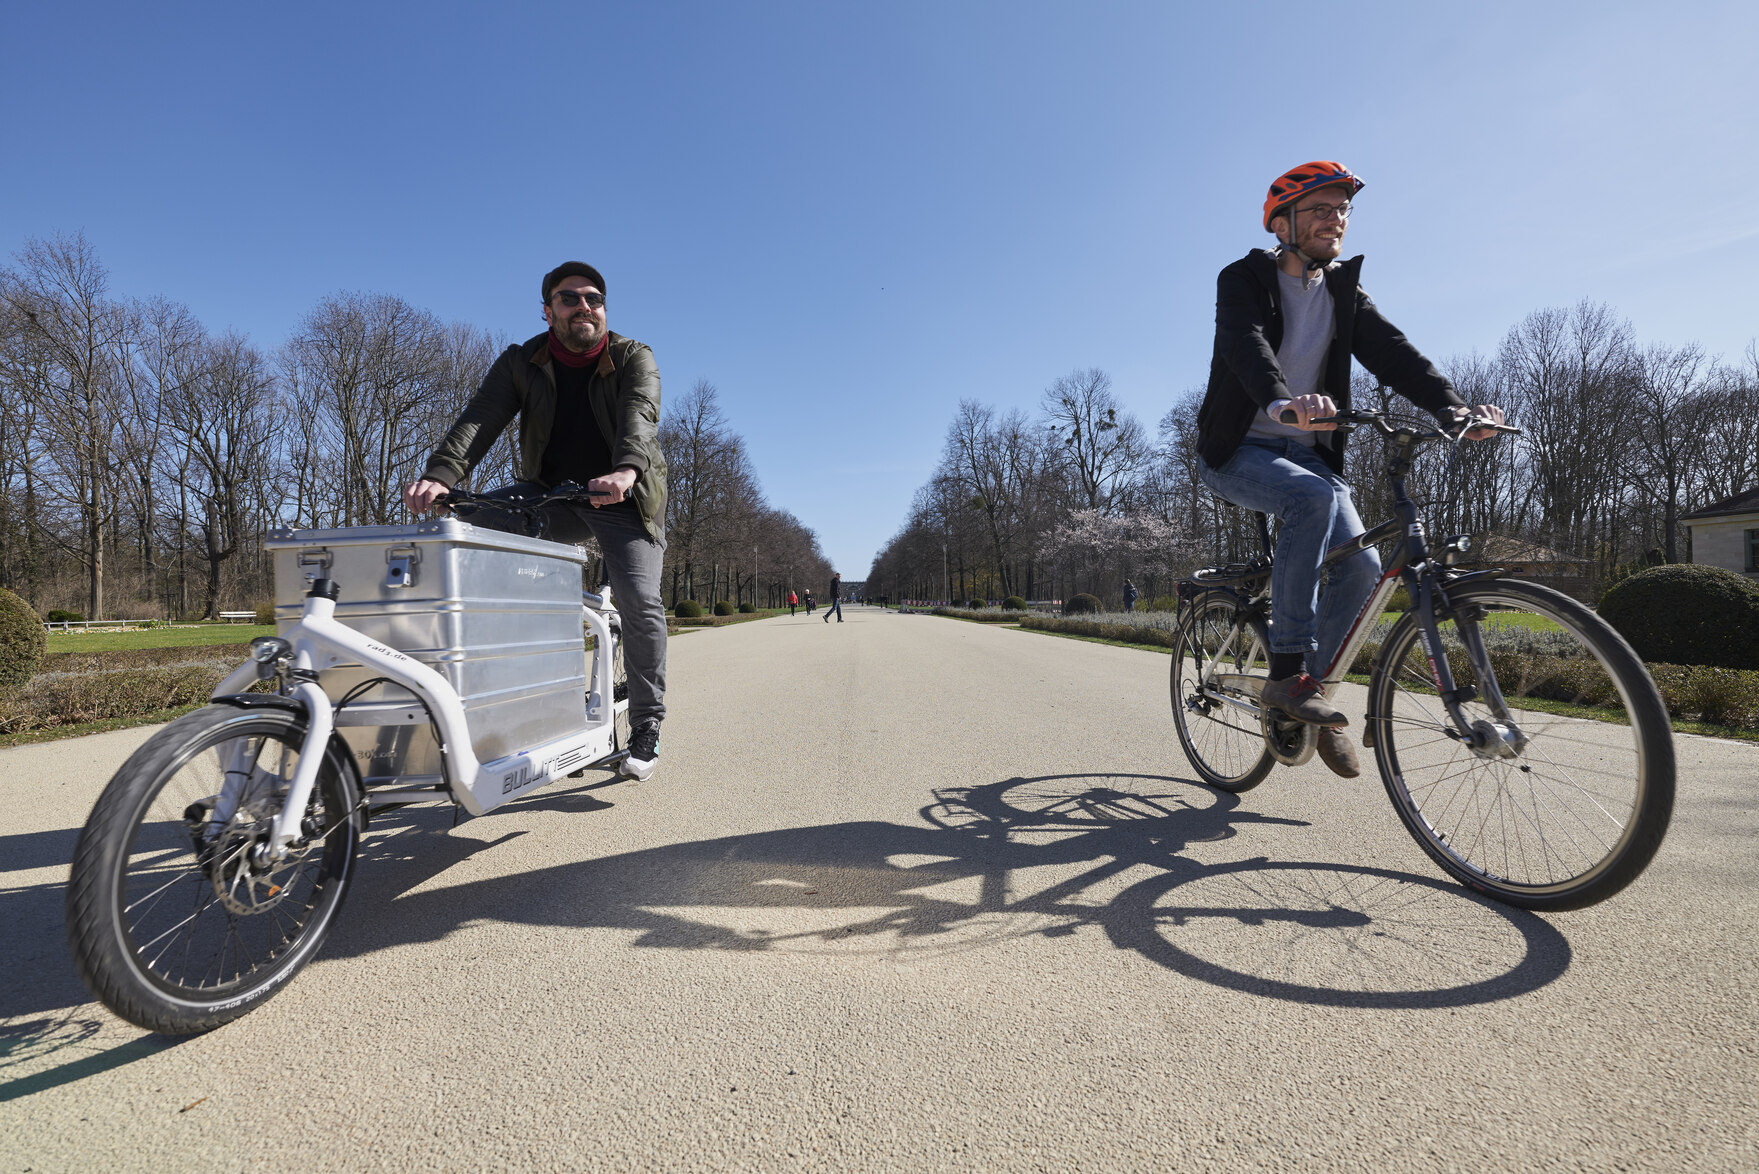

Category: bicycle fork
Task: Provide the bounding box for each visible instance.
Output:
[1410,573,1528,760]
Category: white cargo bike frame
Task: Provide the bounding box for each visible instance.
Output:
[208,552,627,863]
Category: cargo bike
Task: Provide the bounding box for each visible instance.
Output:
[66,485,634,1034]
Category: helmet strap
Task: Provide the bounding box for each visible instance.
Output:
[1275,207,1327,273]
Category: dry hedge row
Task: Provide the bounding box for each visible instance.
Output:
[1023,616,1758,730]
[40,644,250,674]
[0,661,242,733]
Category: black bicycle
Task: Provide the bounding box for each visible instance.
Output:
[1168,409,1675,911]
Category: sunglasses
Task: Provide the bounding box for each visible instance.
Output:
[552,290,605,309]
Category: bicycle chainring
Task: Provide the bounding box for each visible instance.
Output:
[1261,709,1318,767]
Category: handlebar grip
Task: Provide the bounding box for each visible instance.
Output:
[1278,409,1299,425]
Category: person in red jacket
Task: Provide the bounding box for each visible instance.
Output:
[1193,162,1506,777]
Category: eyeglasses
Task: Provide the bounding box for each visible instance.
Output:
[1295,201,1352,222]
[552,290,606,309]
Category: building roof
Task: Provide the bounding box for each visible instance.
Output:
[1681,486,1759,522]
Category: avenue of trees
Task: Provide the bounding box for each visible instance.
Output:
[0,233,829,619]
[867,304,1759,606]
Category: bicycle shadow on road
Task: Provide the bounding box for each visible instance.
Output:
[319,771,1571,1010]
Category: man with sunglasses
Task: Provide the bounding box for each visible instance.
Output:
[1194,162,1504,778]
[404,261,670,781]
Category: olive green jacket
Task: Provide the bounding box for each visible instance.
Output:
[422,331,668,542]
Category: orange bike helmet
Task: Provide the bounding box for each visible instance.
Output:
[1262,161,1365,231]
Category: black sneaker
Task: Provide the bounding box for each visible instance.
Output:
[622,720,660,781]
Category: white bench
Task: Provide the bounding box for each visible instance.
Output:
[218,611,258,624]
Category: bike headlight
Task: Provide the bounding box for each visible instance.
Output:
[249,636,292,665]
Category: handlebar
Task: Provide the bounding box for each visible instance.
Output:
[436,480,625,512]
[432,480,630,540]
[1275,407,1522,440]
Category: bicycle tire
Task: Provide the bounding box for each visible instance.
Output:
[1170,593,1276,792]
[1368,578,1674,911]
[67,704,360,1034]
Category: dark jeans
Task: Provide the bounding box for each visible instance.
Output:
[468,483,668,727]
[824,597,842,621]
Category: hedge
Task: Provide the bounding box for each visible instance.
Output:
[1018,614,1181,648]
[930,607,1024,623]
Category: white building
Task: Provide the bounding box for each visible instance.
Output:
[1682,487,1759,581]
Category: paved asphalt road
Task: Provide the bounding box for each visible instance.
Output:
[3,606,1756,1172]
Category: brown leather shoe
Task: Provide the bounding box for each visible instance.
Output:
[1260,674,1348,726]
[1317,727,1361,778]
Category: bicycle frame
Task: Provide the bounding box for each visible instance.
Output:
[209,585,625,856]
[1196,414,1526,751]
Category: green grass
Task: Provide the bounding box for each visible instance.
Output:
[47,623,276,654]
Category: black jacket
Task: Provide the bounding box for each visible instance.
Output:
[1197,250,1464,474]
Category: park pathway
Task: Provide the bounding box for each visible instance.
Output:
[4,605,1756,1171]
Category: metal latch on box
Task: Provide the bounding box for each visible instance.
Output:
[299,548,332,587]
[385,546,420,589]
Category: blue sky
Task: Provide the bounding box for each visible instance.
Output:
[4,1,1754,576]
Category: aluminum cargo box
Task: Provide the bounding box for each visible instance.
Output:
[266,520,588,788]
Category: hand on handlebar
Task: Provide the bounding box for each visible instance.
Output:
[403,478,453,517]
[1449,404,1508,441]
[586,467,637,508]
[1272,394,1340,431]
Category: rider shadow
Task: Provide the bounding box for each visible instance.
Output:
[321,771,1571,1009]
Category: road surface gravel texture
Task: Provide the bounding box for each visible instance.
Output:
[2,605,1755,1172]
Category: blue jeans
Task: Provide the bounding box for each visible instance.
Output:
[1197,439,1380,676]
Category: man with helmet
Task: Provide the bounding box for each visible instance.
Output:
[1193,162,1505,778]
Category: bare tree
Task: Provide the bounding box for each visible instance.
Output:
[1041,368,1147,514]
[1,232,132,617]
[1623,342,1712,562]
[283,293,444,526]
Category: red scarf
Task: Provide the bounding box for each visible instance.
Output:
[549,332,607,368]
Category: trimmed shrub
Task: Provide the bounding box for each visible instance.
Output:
[1385,586,1412,612]
[46,609,84,624]
[0,661,248,734]
[254,602,276,625]
[1599,564,1759,670]
[1146,595,1180,612]
[931,607,1020,623]
[0,589,47,687]
[1020,615,1180,648]
[738,602,757,613]
[967,598,986,609]
[1002,596,1027,611]
[1064,593,1102,616]
[713,600,735,616]
[674,599,705,618]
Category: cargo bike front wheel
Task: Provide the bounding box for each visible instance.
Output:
[67,704,360,1034]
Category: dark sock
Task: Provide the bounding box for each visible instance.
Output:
[1270,652,1306,680]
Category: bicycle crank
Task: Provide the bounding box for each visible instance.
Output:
[1261,708,1318,767]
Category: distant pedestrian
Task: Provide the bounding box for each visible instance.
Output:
[805,591,815,614]
[788,589,798,616]
[1123,579,1139,612]
[823,573,843,623]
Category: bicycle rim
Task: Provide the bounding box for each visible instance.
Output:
[1171,596,1275,792]
[1369,579,1674,910]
